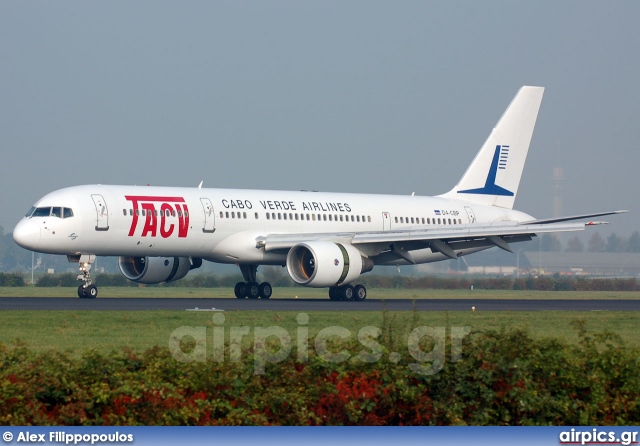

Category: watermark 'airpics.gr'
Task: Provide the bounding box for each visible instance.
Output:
[168,313,470,375]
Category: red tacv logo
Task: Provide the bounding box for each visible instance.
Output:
[126,196,189,238]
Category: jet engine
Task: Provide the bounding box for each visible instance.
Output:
[118,256,202,284]
[286,241,373,287]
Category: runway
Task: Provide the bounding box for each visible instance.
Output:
[1,297,640,311]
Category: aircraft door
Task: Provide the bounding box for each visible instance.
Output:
[464,206,476,224]
[200,198,216,233]
[382,212,391,231]
[91,194,109,231]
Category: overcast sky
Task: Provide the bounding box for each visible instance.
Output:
[1,1,638,237]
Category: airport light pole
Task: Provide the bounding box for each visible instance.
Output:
[516,249,523,279]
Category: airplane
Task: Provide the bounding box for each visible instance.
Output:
[12,86,627,300]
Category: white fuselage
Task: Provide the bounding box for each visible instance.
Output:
[13,184,534,266]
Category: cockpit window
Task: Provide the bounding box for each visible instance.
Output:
[32,207,51,217]
[28,206,74,218]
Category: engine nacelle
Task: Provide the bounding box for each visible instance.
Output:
[286,241,373,287]
[118,256,200,284]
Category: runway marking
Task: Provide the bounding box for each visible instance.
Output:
[186,308,224,311]
[1,297,640,311]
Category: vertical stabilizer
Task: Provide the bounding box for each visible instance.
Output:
[440,86,544,209]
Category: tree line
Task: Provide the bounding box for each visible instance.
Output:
[0,271,635,291]
[536,231,640,252]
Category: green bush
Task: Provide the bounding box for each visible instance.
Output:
[35,273,78,287]
[95,274,136,287]
[30,271,639,291]
[1,326,639,425]
[0,273,25,287]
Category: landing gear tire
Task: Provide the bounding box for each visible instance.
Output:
[259,282,272,299]
[340,284,354,301]
[234,282,247,299]
[76,255,96,298]
[329,287,339,301]
[86,285,98,299]
[353,284,367,301]
[247,282,260,299]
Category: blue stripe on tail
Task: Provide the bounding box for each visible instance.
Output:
[458,146,514,196]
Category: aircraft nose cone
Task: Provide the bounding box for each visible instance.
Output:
[13,220,41,250]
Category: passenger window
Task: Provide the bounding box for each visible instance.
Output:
[255,212,258,219]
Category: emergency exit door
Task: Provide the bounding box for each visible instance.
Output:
[91,194,109,231]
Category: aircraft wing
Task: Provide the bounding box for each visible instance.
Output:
[519,210,628,225]
[257,216,618,261]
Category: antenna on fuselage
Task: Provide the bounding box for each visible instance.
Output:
[198,181,203,189]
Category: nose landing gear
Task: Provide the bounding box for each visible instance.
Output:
[72,254,98,298]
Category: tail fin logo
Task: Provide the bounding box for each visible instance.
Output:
[457,145,514,196]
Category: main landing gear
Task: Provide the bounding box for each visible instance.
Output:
[74,255,98,299]
[234,264,272,299]
[329,284,367,301]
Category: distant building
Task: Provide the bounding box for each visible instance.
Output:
[446,248,640,276]
[522,252,640,276]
